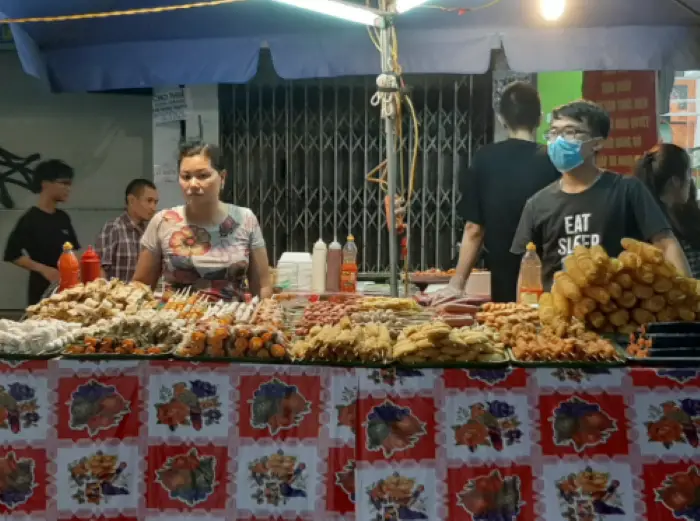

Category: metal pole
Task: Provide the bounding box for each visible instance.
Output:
[379,18,399,297]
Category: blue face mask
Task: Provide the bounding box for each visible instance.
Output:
[547,136,584,172]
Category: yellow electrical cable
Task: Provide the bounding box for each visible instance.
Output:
[0,0,244,24]
[367,0,502,282]
[362,1,419,288]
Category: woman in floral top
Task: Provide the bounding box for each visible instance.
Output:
[132,141,272,300]
[634,143,700,278]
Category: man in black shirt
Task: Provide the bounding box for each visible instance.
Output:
[511,100,690,290]
[436,81,560,302]
[4,160,81,305]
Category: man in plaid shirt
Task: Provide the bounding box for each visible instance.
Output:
[95,179,159,281]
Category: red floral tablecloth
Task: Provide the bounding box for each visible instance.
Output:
[0,359,699,520]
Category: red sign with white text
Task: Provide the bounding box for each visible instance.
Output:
[583,71,658,174]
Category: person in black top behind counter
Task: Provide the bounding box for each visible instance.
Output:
[434,81,560,302]
[511,100,690,291]
[4,160,81,306]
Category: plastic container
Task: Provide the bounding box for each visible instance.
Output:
[516,242,543,305]
[340,234,358,293]
[465,270,492,298]
[80,246,101,283]
[326,239,342,292]
[311,239,328,293]
[58,242,80,291]
[276,252,313,291]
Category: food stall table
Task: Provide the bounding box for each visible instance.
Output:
[0,358,698,520]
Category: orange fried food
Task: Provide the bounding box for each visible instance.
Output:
[582,286,611,305]
[621,237,664,264]
[553,272,583,302]
[563,256,589,287]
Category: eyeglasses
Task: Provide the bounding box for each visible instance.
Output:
[544,128,591,142]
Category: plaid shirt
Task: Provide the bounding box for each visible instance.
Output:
[95,212,146,281]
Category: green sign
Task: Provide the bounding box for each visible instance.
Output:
[537,72,583,144]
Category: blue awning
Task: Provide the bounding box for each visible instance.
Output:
[2,0,700,92]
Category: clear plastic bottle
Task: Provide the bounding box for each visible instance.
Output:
[517,242,543,305]
[340,235,358,293]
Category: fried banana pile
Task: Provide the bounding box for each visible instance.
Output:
[541,239,700,335]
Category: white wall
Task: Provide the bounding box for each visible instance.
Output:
[152,85,219,209]
[0,52,153,309]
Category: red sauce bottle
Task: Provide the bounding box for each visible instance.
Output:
[58,242,80,291]
[80,246,102,283]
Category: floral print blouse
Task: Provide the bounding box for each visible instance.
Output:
[140,204,266,301]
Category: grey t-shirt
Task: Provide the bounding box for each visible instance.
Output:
[511,171,671,290]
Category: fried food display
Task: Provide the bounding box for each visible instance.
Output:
[512,324,621,362]
[349,309,434,339]
[63,313,184,356]
[626,328,652,359]
[161,293,259,324]
[290,317,392,363]
[476,303,539,346]
[541,239,700,334]
[176,324,287,359]
[477,300,621,362]
[26,279,155,324]
[295,300,360,336]
[358,297,420,312]
[254,298,284,328]
[477,302,538,322]
[393,323,506,364]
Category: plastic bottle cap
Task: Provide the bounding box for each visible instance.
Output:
[347,234,355,241]
[63,242,74,251]
[82,246,99,259]
[526,242,536,251]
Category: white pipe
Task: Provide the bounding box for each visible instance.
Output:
[379,19,399,297]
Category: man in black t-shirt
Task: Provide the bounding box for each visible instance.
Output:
[436,81,560,302]
[4,160,81,305]
[511,100,690,290]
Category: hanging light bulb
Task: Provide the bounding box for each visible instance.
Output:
[540,0,565,21]
[273,0,382,26]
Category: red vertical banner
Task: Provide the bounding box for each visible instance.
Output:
[582,71,658,174]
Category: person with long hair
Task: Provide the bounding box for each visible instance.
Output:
[132,140,272,300]
[634,143,700,277]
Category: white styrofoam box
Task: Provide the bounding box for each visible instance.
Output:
[423,270,491,298]
[276,252,313,292]
[466,270,491,297]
